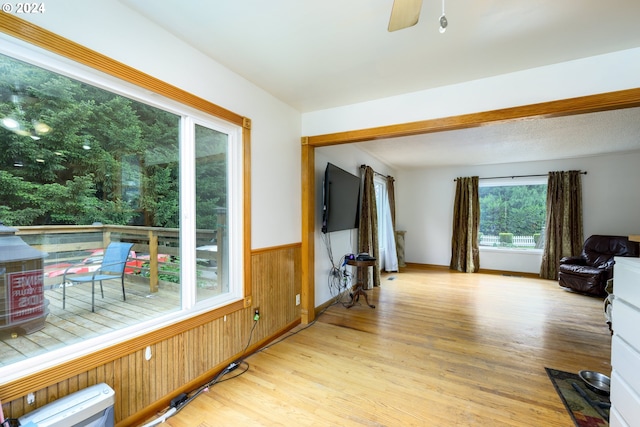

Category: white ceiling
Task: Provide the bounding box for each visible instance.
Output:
[354,107,640,168]
[119,0,640,167]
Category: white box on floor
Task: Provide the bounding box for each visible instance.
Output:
[18,383,114,427]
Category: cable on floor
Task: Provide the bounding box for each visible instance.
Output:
[140,315,259,426]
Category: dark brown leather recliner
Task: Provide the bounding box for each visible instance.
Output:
[558,235,639,296]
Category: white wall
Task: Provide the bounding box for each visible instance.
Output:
[302,47,640,136]
[397,151,640,274]
[314,145,396,305]
[17,0,302,249]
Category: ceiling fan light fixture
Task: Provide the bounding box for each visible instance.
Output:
[439,0,448,33]
[439,14,447,33]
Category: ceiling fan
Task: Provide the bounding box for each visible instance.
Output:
[388,0,448,32]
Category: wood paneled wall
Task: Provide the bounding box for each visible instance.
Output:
[1,244,301,426]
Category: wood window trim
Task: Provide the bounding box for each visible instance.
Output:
[0,14,244,126]
[0,300,245,402]
[0,14,252,399]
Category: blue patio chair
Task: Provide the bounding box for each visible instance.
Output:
[62,242,134,312]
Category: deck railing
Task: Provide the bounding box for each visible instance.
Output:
[16,224,220,292]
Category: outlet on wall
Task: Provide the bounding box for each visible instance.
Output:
[295,293,301,306]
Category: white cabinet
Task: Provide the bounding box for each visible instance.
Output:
[611,257,640,427]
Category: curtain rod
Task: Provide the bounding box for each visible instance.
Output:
[360,164,392,179]
[454,171,587,181]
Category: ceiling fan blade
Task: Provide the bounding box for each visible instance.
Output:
[388,0,423,32]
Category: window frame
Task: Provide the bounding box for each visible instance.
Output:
[478,176,547,254]
[0,21,251,386]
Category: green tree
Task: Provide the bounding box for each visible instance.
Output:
[0,53,182,227]
[195,125,227,231]
[479,185,547,236]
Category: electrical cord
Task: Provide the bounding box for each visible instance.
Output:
[238,316,259,359]
[143,281,343,426]
[141,315,259,426]
[179,318,259,408]
[139,408,176,427]
[333,254,358,307]
[322,233,354,302]
[171,359,250,417]
[216,360,250,384]
[321,232,334,265]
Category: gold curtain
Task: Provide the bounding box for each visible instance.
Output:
[358,165,380,288]
[540,171,584,280]
[387,175,396,229]
[450,176,480,273]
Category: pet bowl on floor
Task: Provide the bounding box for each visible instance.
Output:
[579,370,611,395]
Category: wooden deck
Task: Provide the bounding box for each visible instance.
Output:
[0,271,220,367]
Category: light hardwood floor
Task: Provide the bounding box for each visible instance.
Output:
[152,268,611,426]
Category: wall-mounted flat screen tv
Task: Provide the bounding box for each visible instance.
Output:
[322,163,361,233]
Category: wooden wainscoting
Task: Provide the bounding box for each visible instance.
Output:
[0,244,301,426]
[251,244,303,334]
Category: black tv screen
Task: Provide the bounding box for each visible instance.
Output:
[322,163,361,233]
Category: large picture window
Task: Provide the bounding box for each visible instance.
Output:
[479,178,547,251]
[0,41,243,373]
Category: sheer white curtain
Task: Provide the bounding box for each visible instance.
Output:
[375,177,398,272]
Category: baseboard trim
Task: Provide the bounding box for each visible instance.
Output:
[403,262,542,279]
[479,268,542,279]
[404,263,449,271]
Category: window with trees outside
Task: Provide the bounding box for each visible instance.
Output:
[0,41,243,372]
[478,178,547,251]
